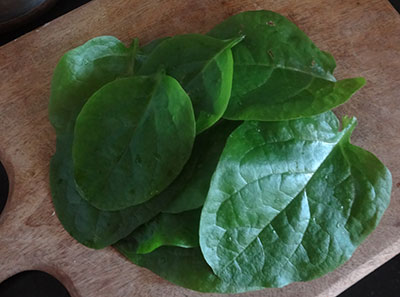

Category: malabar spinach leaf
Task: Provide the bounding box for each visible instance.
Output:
[73,74,196,211]
[49,36,138,135]
[50,134,174,249]
[138,34,242,133]
[162,120,240,214]
[200,112,391,288]
[208,11,365,120]
[49,13,392,293]
[133,209,201,254]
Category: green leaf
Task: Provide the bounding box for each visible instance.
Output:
[138,34,242,133]
[208,11,366,120]
[49,36,138,135]
[128,121,240,254]
[199,112,392,288]
[72,74,196,211]
[133,209,201,254]
[162,120,240,214]
[115,244,264,293]
[50,134,175,249]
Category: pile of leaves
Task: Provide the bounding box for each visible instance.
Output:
[49,10,392,293]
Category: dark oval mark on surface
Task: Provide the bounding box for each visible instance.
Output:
[0,161,9,216]
[0,0,58,33]
[0,270,71,297]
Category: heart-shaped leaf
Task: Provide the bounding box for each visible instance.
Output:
[200,112,391,288]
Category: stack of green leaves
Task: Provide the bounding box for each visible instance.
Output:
[49,10,392,293]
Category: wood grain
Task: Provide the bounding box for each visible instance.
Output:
[0,0,399,296]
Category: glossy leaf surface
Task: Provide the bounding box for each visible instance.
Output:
[208,11,365,120]
[200,112,392,288]
[49,36,137,134]
[50,135,174,249]
[138,34,241,133]
[134,209,201,254]
[73,74,196,210]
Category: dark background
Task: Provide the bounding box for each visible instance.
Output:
[0,1,399,296]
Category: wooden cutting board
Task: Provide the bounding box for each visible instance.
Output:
[0,0,399,296]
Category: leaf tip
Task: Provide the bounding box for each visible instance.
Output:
[346,76,367,92]
[356,76,367,88]
[341,115,357,134]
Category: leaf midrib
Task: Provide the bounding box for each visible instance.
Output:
[214,122,355,275]
[93,78,162,207]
